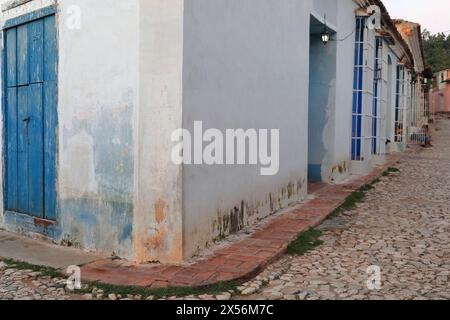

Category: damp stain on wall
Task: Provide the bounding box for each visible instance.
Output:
[209,178,306,245]
[330,159,350,182]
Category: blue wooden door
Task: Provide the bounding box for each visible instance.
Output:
[4,14,57,220]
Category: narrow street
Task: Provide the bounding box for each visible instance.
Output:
[1,117,450,300]
[236,117,450,300]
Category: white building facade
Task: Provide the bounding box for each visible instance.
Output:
[0,0,425,263]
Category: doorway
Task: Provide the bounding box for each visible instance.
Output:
[308,16,337,184]
[3,12,58,220]
[385,55,394,152]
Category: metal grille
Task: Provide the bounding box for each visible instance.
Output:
[351,17,374,161]
[352,17,365,161]
[394,65,406,143]
[407,126,430,145]
[371,37,386,155]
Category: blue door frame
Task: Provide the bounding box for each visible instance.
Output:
[2,6,57,222]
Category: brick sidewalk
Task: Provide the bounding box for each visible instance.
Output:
[80,154,403,289]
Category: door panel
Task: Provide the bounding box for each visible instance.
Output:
[17,86,29,214]
[29,19,44,84]
[6,87,18,210]
[28,83,44,216]
[17,24,29,86]
[6,28,17,87]
[44,15,57,82]
[4,13,57,220]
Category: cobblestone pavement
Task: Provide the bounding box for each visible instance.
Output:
[235,117,450,301]
[0,261,77,300]
[1,118,449,300]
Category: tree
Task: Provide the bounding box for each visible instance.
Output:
[422,29,450,73]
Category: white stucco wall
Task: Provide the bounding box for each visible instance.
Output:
[181,0,360,258]
[330,0,358,181]
[385,50,396,150]
[182,0,312,257]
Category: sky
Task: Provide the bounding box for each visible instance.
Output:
[383,0,450,34]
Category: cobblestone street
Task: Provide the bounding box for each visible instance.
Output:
[0,262,77,300]
[236,117,450,301]
[1,117,449,300]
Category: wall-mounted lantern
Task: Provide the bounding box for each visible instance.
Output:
[321,14,330,44]
[321,29,330,44]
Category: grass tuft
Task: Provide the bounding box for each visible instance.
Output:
[382,167,400,177]
[1,257,241,299]
[328,186,368,219]
[287,228,324,256]
[1,258,65,278]
[80,280,241,299]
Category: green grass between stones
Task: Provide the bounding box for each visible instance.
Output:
[0,258,242,299]
[287,166,400,256]
[287,228,324,256]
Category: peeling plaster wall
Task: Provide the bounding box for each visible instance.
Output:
[182,0,312,258]
[0,0,139,258]
[134,0,184,263]
[0,0,185,263]
[56,0,139,258]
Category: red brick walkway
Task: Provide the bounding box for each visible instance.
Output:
[80,154,403,288]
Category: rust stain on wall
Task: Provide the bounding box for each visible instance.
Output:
[133,197,183,264]
[146,199,168,250]
[147,227,166,249]
[33,218,55,229]
[155,199,167,224]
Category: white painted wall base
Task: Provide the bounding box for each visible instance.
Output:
[371,154,386,166]
[350,160,373,176]
[393,142,407,153]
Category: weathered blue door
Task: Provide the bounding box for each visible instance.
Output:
[4,13,57,220]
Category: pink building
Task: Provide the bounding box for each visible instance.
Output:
[430,69,450,113]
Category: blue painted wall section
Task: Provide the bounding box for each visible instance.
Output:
[58,88,134,257]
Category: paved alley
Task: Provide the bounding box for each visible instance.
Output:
[236,117,450,300]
